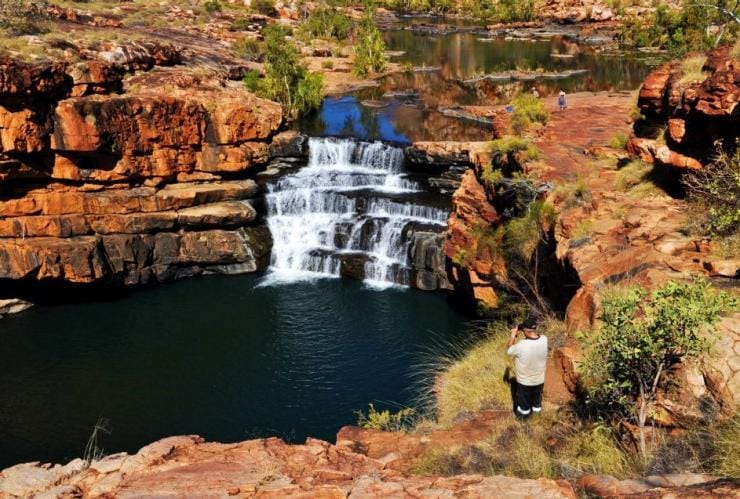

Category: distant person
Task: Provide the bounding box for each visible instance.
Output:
[531,87,540,98]
[506,319,548,419]
[558,90,567,111]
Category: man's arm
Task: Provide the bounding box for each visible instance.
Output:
[507,327,519,349]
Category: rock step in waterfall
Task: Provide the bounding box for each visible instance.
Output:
[264,137,449,289]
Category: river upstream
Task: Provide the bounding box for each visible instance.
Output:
[0,22,651,468]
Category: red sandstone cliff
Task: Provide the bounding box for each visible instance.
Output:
[0,49,288,294]
[629,45,739,171]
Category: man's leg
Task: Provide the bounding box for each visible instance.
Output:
[531,383,544,414]
[515,382,532,419]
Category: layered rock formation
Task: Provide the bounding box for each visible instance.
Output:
[629,45,739,170]
[438,91,739,424]
[0,434,577,498]
[0,52,282,300]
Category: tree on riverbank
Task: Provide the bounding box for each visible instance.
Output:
[243,25,323,119]
[353,9,387,77]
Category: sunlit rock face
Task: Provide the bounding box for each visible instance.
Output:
[632,45,739,171]
[0,55,281,292]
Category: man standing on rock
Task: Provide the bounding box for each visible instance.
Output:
[506,319,548,419]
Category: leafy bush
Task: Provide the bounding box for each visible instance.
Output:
[242,69,261,92]
[510,93,549,135]
[489,135,539,161]
[233,36,262,60]
[298,8,352,40]
[356,403,415,432]
[580,280,737,457]
[0,0,48,35]
[488,0,539,23]
[683,146,740,237]
[618,1,738,56]
[230,16,252,31]
[250,25,324,119]
[233,37,264,61]
[204,0,222,13]
[353,11,387,77]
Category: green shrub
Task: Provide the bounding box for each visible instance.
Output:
[618,1,738,56]
[321,59,334,69]
[489,135,539,161]
[204,0,222,13]
[233,37,264,61]
[242,69,261,92]
[353,11,387,77]
[580,280,738,457]
[615,159,651,191]
[0,0,48,35]
[356,403,416,432]
[298,8,352,40]
[252,0,276,16]
[510,93,549,135]
[230,16,251,31]
[683,146,740,237]
[488,0,539,23]
[252,25,324,119]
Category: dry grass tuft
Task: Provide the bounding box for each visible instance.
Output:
[678,55,708,85]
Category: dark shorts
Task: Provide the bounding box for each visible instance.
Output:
[515,382,543,418]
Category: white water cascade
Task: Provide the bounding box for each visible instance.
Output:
[264,137,448,288]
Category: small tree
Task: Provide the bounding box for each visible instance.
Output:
[353,9,387,78]
[682,144,740,238]
[248,25,323,119]
[581,280,737,459]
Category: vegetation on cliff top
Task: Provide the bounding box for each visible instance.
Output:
[243,25,324,119]
[619,0,739,55]
[353,8,388,77]
[683,145,740,239]
[579,280,738,459]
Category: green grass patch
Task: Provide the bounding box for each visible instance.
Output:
[615,159,652,191]
[510,93,549,135]
[610,132,629,150]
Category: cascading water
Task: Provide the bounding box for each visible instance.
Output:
[264,137,448,288]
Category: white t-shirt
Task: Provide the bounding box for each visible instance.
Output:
[506,335,548,386]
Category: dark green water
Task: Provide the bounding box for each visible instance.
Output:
[0,274,467,468]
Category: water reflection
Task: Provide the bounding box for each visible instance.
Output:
[300,30,653,143]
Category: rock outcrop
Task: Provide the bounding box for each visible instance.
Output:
[0,55,282,302]
[440,91,740,423]
[630,45,739,170]
[0,434,577,498]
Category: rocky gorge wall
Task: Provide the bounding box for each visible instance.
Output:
[628,45,739,171]
[0,48,295,305]
[432,84,740,428]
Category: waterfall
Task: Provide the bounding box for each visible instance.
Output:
[264,137,447,287]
